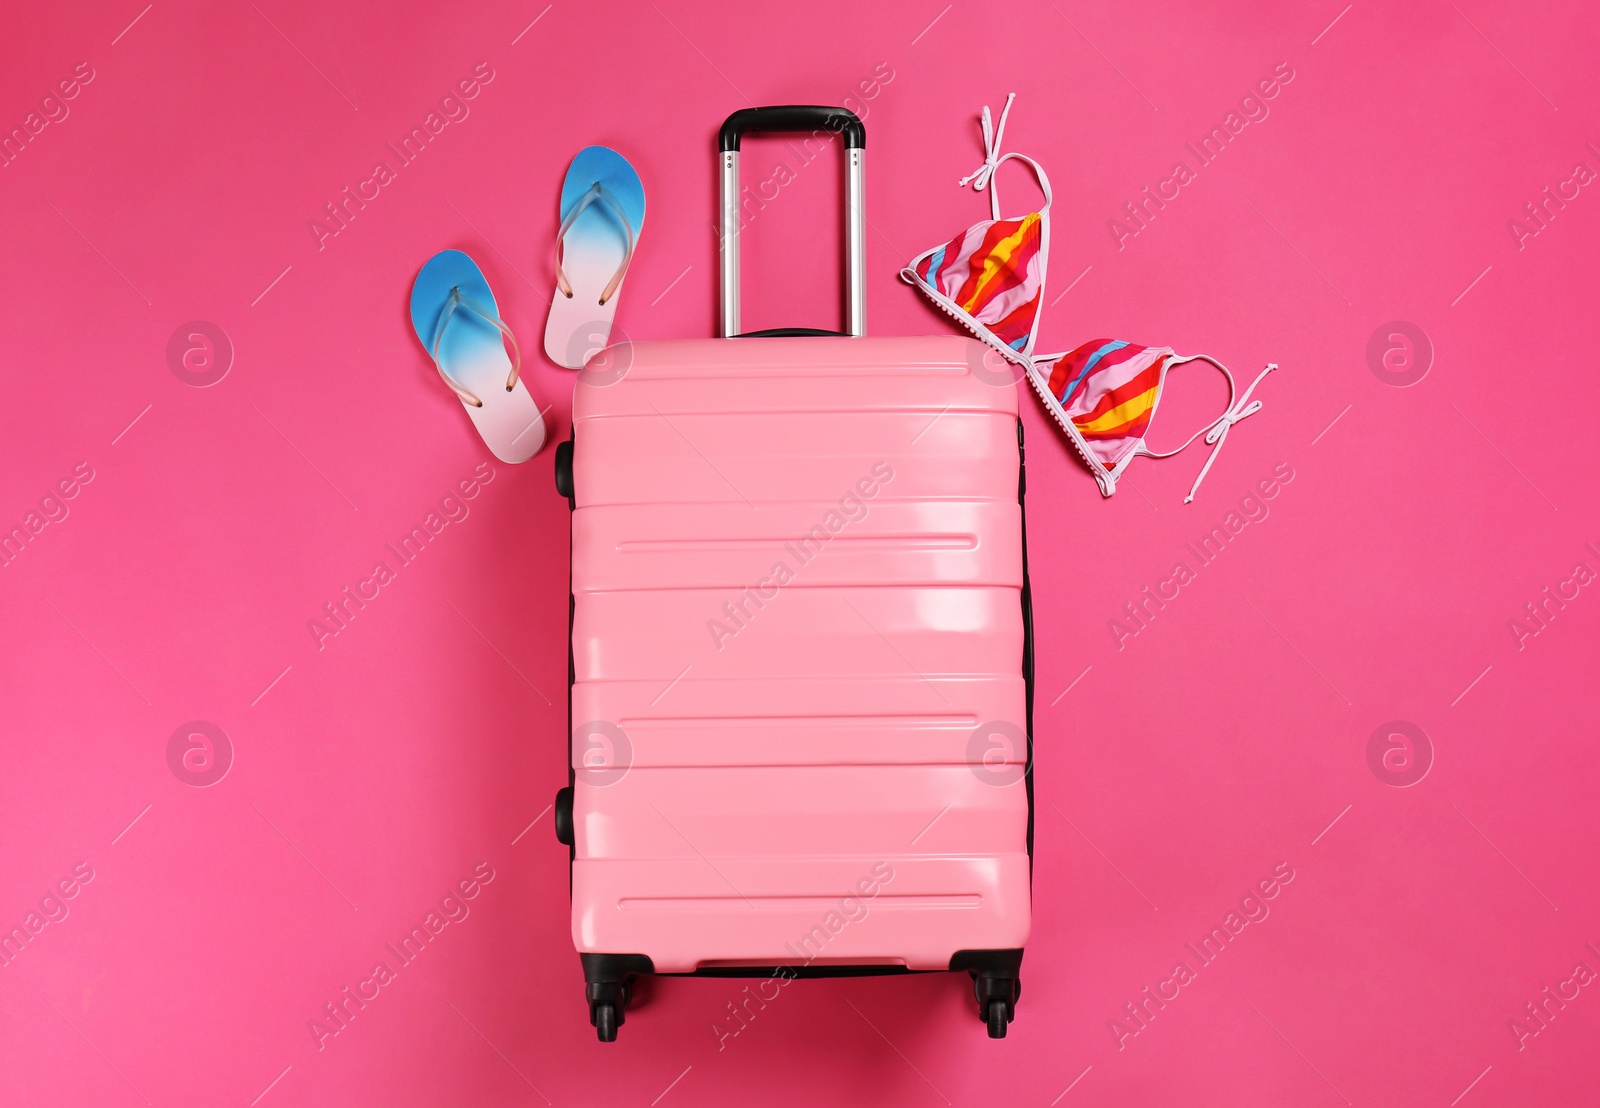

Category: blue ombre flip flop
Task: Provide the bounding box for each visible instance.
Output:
[544,146,645,369]
[410,249,545,463]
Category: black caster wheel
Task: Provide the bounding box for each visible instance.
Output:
[554,786,574,846]
[554,438,574,501]
[986,999,1009,1039]
[594,1002,618,1043]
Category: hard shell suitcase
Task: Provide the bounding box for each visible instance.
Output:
[553,107,1033,1041]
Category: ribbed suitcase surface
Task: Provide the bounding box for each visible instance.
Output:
[568,335,1031,973]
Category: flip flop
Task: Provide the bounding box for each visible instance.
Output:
[410,249,545,463]
[544,146,645,369]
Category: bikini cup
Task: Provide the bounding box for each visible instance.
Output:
[903,95,1053,358]
[903,94,1275,502]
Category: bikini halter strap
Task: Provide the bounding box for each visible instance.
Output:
[957,93,1053,220]
[1140,358,1278,502]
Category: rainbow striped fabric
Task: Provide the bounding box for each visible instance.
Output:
[911,213,1044,351]
[1045,340,1172,468]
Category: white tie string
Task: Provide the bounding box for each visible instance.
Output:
[1184,363,1278,503]
[958,93,1016,214]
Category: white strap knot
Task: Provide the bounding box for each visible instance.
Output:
[1184,362,1277,503]
[957,92,1016,193]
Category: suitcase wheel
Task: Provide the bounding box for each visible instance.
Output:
[986,999,1009,1039]
[554,786,574,846]
[592,1001,618,1042]
[582,954,651,1043]
[554,438,574,502]
[977,980,1018,1038]
[952,950,1022,1039]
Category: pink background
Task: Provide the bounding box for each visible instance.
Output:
[3,0,1598,1104]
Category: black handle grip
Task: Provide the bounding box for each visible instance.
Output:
[719,106,865,152]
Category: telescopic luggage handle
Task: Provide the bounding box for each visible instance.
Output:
[718,105,866,339]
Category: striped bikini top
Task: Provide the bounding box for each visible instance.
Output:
[903,95,1276,502]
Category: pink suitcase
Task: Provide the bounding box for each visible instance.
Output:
[551,106,1033,1041]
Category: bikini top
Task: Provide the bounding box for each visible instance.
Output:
[902,94,1275,502]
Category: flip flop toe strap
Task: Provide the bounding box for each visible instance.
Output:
[555,182,637,306]
[430,287,523,406]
